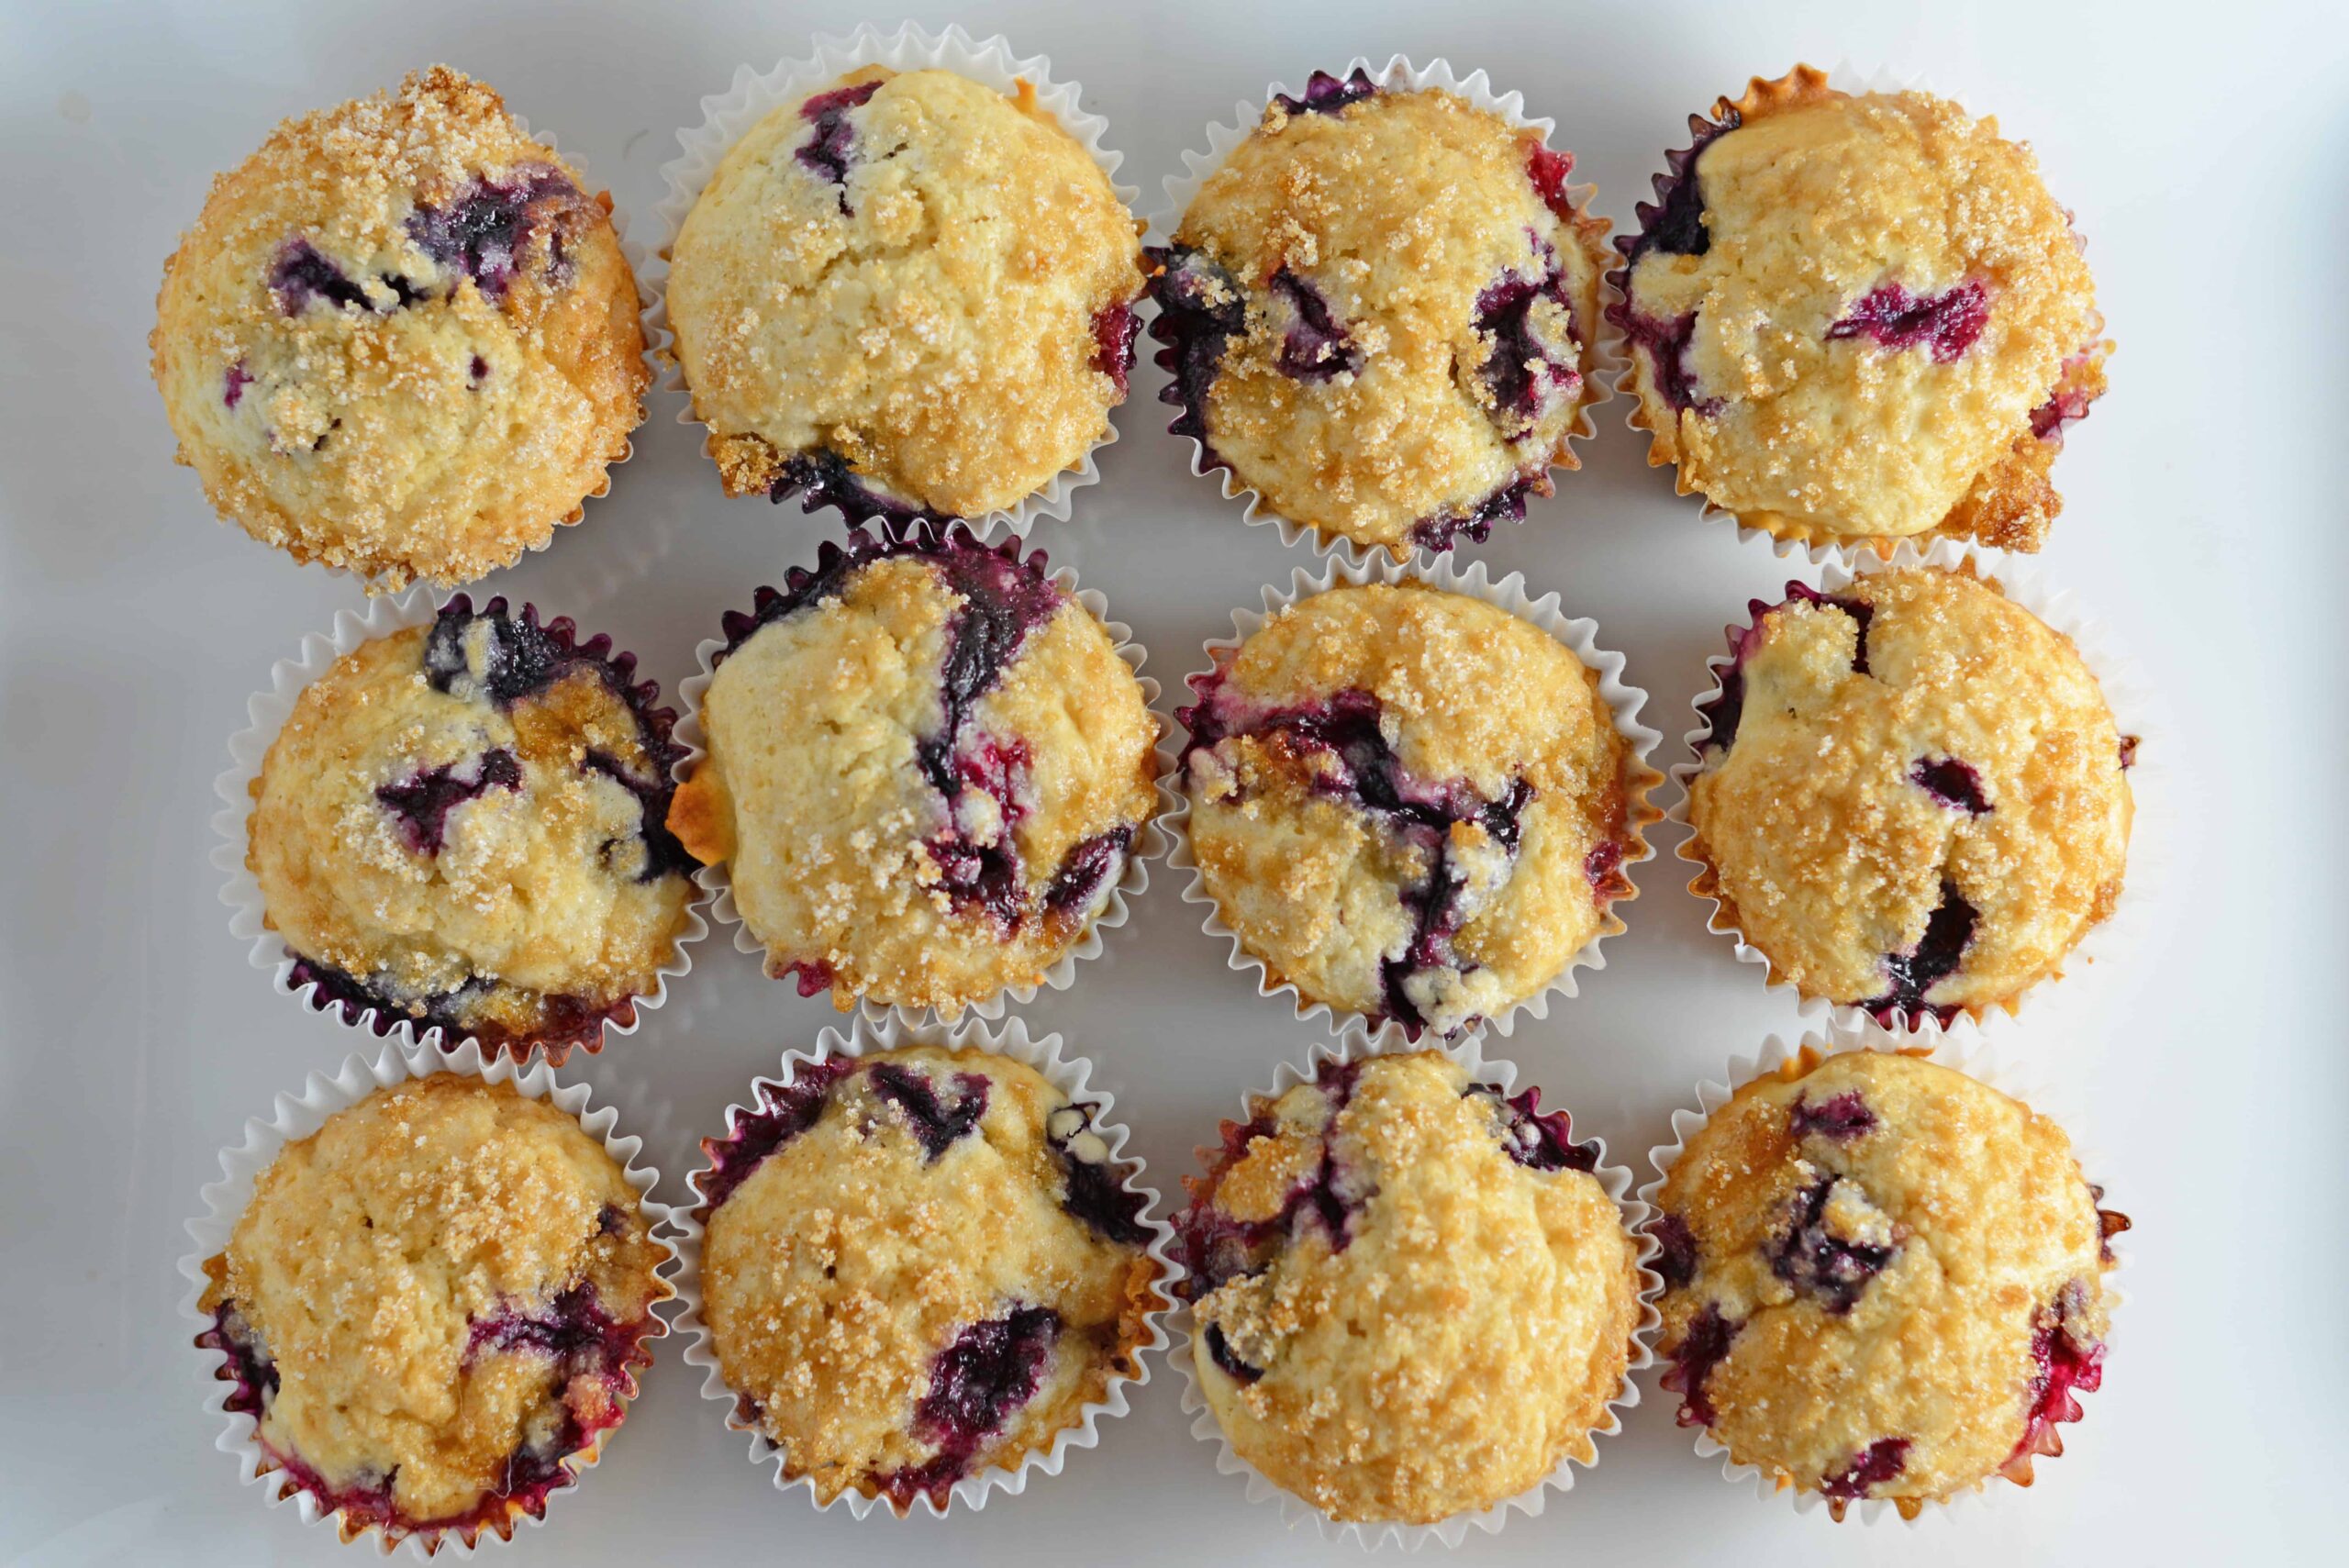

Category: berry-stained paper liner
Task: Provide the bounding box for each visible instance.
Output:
[640,22,1141,540]
[1165,550,1663,1046]
[670,1013,1178,1518]
[177,1039,681,1556]
[1174,1020,1661,1548]
[669,529,1169,1028]
[1664,537,2163,1033]
[1144,55,1617,571]
[212,586,710,1065]
[1606,64,2110,568]
[1636,1015,2130,1523]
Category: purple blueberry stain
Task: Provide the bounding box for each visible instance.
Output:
[1471,1084,1599,1172]
[1405,468,1546,554]
[1607,110,1743,417]
[1275,68,1378,117]
[1618,307,1718,417]
[1268,268,1362,382]
[465,1283,634,1377]
[1820,1436,1911,1501]
[582,749,695,883]
[796,80,883,214]
[1827,280,1990,363]
[764,447,939,526]
[1472,249,1582,432]
[1178,1061,1364,1305]
[1787,1090,1876,1142]
[1203,1323,1261,1384]
[269,239,373,314]
[1648,1212,1699,1292]
[1662,1301,1741,1427]
[1048,1102,1152,1246]
[1697,586,1875,758]
[375,748,522,856]
[866,1062,991,1162]
[1042,827,1131,919]
[1909,756,1990,815]
[406,165,591,301]
[2012,1282,2106,1463]
[469,353,489,384]
[1091,300,1139,397]
[695,1059,857,1215]
[1863,879,1977,1023]
[1765,1176,1900,1314]
[223,361,252,408]
[876,1305,1062,1507]
[1142,244,1248,470]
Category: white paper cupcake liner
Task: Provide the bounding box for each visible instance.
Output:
[212,586,711,1064]
[177,1039,681,1556]
[1166,551,1663,1047]
[1636,1015,2129,1524]
[1145,55,1617,571]
[670,537,1167,1027]
[1174,1021,1662,1548]
[1608,64,2109,569]
[670,1013,1178,1518]
[640,22,1139,541]
[1664,537,2163,1033]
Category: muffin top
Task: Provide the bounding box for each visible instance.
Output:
[1179,1051,1642,1525]
[198,1075,669,1537]
[694,1045,1162,1511]
[1685,566,2132,1023]
[666,66,1144,521]
[1179,582,1651,1036]
[1148,71,1612,558]
[668,528,1158,1016]
[1649,1050,2122,1516]
[1612,69,2104,550]
[248,597,698,1058]
[151,66,648,589]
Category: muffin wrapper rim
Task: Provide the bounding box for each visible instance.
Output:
[670,540,1168,1026]
[1606,63,2108,568]
[1144,54,1618,570]
[1173,1020,1662,1549]
[1661,535,2164,1033]
[211,584,712,1065]
[640,21,1140,540]
[1164,550,1664,1045]
[670,1012,1179,1518]
[1635,1014,2130,1523]
[177,1038,682,1556]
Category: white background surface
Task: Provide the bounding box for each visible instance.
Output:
[1,0,2340,1562]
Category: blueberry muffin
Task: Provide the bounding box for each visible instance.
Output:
[1683,566,2133,1024]
[665,66,1144,523]
[1610,66,2107,551]
[1148,70,1613,558]
[152,66,648,588]
[1179,1052,1642,1525]
[668,528,1158,1015]
[247,597,698,1059]
[1178,581,1653,1036]
[693,1045,1163,1510]
[1648,1049,2126,1518]
[196,1074,670,1544]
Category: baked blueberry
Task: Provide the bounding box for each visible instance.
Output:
[195,1076,668,1546]
[1180,581,1653,1035]
[668,527,1158,1017]
[1178,1051,1642,1524]
[1647,1050,2122,1518]
[1610,66,2108,551]
[1683,566,2131,1025]
[246,596,697,1060]
[666,66,1143,523]
[152,66,646,588]
[693,1045,1162,1510]
[1146,72,1611,559]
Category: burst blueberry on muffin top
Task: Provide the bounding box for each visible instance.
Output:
[667,527,1158,1016]
[1610,66,2107,551]
[1179,1051,1642,1525]
[664,66,1144,524]
[196,1075,669,1543]
[1683,565,2132,1025]
[1179,582,1653,1036]
[246,596,697,1058]
[1147,71,1613,559]
[693,1045,1162,1511]
[1648,1050,2125,1518]
[151,66,648,588]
